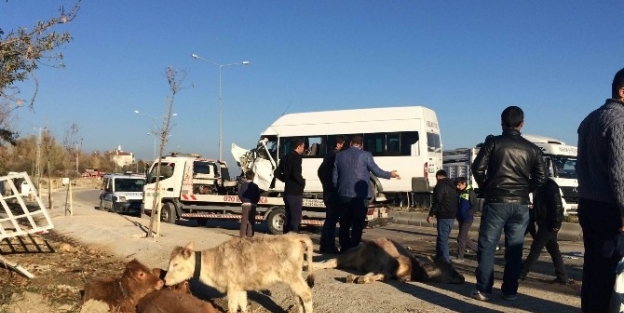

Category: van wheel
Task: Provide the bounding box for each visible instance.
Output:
[369,182,377,202]
[266,208,286,235]
[161,203,176,224]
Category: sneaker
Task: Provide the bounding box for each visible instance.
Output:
[453,257,465,264]
[471,290,488,301]
[502,293,517,301]
[549,278,574,285]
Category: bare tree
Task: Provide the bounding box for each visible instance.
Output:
[41,128,55,209]
[0,1,80,146]
[147,67,187,237]
[62,123,81,177]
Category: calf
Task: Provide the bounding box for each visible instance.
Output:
[138,268,220,312]
[82,259,164,313]
[164,233,315,313]
[314,237,465,285]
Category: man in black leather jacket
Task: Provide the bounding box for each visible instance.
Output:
[519,178,571,284]
[469,106,547,302]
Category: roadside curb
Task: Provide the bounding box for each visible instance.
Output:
[388,211,583,242]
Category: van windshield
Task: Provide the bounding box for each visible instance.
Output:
[114,178,145,192]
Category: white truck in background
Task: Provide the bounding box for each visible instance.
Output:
[443,134,578,216]
[142,153,390,234]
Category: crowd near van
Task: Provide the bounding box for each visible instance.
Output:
[99,174,146,216]
[233,105,443,205]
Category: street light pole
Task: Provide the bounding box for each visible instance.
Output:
[147,132,156,159]
[191,53,250,160]
[134,110,177,160]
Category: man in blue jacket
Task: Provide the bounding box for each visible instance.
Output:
[332,135,400,253]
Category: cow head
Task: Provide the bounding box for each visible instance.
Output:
[164,241,196,286]
[152,268,191,293]
[122,259,164,299]
[412,256,465,284]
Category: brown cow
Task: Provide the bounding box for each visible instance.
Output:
[164,233,315,313]
[138,268,221,313]
[82,259,164,313]
[314,237,465,284]
[137,290,221,313]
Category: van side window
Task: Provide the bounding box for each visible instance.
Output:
[386,133,400,156]
[427,132,441,152]
[363,133,385,156]
[401,131,419,156]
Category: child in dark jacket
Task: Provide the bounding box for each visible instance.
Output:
[456,177,479,261]
[238,170,261,237]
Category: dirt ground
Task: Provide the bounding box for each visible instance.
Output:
[0,188,583,313]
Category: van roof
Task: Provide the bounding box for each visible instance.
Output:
[261,106,438,136]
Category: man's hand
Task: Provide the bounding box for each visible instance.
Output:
[426,215,433,224]
[390,170,401,179]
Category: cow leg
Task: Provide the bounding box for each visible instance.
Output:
[226,290,242,313]
[313,258,338,270]
[350,272,386,284]
[237,291,249,312]
[286,276,313,313]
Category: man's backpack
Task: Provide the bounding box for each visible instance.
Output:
[274,158,285,182]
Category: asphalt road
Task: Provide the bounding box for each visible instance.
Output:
[76,189,584,284]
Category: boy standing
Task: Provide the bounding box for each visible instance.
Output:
[426,170,458,263]
[238,170,261,237]
[455,177,479,262]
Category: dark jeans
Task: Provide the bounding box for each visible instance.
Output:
[521,221,568,281]
[320,192,341,251]
[337,197,368,253]
[283,194,303,234]
[475,202,529,295]
[240,203,256,237]
[457,218,478,259]
[578,198,622,313]
[435,218,455,263]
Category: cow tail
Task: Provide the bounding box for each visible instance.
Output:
[303,236,315,288]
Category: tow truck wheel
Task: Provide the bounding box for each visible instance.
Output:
[266,207,286,235]
[160,203,176,224]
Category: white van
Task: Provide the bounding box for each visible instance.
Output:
[232,106,442,203]
[99,174,145,216]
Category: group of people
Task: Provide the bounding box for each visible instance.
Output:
[237,66,624,312]
[427,172,479,264]
[313,135,400,253]
[425,67,624,313]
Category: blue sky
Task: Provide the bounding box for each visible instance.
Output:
[4,1,624,168]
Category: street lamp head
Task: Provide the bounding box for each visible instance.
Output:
[134,110,140,114]
[242,61,250,65]
[172,113,178,117]
[191,53,199,59]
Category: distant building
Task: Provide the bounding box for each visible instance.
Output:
[110,145,135,168]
